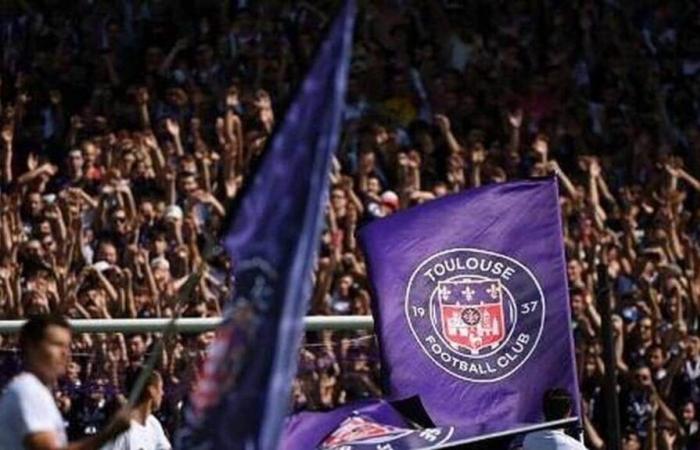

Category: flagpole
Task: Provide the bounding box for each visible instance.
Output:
[597,263,622,450]
[98,265,206,447]
[127,266,205,406]
[429,417,580,449]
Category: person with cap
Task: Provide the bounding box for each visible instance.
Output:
[0,314,131,450]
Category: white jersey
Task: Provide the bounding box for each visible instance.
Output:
[0,372,68,450]
[523,429,588,450]
[101,414,171,450]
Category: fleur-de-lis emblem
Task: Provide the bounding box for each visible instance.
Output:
[461,286,475,301]
[437,285,451,301]
[487,283,500,299]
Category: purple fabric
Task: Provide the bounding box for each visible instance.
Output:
[281,399,407,450]
[359,178,580,435]
[176,2,356,449]
[281,399,454,450]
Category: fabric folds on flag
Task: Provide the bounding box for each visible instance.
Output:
[359,178,580,439]
[281,399,454,450]
[176,2,356,449]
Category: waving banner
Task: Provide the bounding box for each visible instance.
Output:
[282,399,454,450]
[176,1,356,449]
[359,178,580,439]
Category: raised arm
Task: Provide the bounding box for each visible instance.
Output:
[548,160,578,199]
[506,109,523,169]
[1,125,13,183]
[434,114,462,155]
[136,88,151,130]
[16,162,57,186]
[669,166,700,192]
[159,38,189,76]
[165,118,184,157]
[588,159,607,228]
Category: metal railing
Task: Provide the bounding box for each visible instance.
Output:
[0,316,375,334]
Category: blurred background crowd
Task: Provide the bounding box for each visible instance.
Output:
[0,0,700,449]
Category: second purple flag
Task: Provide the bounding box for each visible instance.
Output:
[359,177,580,438]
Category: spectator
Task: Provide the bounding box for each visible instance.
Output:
[522,388,586,449]
[0,314,130,450]
[101,369,171,450]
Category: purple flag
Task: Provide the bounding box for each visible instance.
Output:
[282,399,455,450]
[176,2,356,449]
[359,178,579,437]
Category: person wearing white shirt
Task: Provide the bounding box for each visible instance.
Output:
[0,314,131,450]
[101,370,171,450]
[523,388,588,450]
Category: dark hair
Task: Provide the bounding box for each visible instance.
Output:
[125,367,162,404]
[648,344,665,355]
[128,333,147,343]
[19,314,71,352]
[542,388,573,421]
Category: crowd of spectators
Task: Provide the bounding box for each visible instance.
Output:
[1,1,700,449]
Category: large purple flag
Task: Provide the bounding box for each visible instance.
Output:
[176,2,356,449]
[359,178,579,437]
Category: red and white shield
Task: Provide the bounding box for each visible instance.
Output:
[437,279,506,353]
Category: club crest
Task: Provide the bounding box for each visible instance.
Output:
[437,279,506,353]
[320,415,454,450]
[405,248,546,382]
[321,416,411,448]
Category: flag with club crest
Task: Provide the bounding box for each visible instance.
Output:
[358,178,580,441]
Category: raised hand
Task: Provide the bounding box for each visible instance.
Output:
[70,115,84,130]
[27,153,38,171]
[589,158,601,177]
[17,92,30,105]
[434,114,450,134]
[532,134,548,158]
[359,151,375,175]
[49,90,62,105]
[0,126,13,144]
[190,117,202,133]
[142,132,159,149]
[215,117,225,135]
[165,118,180,138]
[173,37,190,52]
[254,89,272,110]
[136,87,149,106]
[664,164,680,177]
[225,87,240,108]
[508,109,523,129]
[471,148,486,165]
[41,163,58,177]
[407,150,422,169]
[661,428,677,450]
[135,249,150,266]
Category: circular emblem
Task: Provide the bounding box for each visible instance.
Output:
[461,308,481,326]
[404,248,545,383]
[321,415,454,449]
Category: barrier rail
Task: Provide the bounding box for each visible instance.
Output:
[0,316,375,334]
